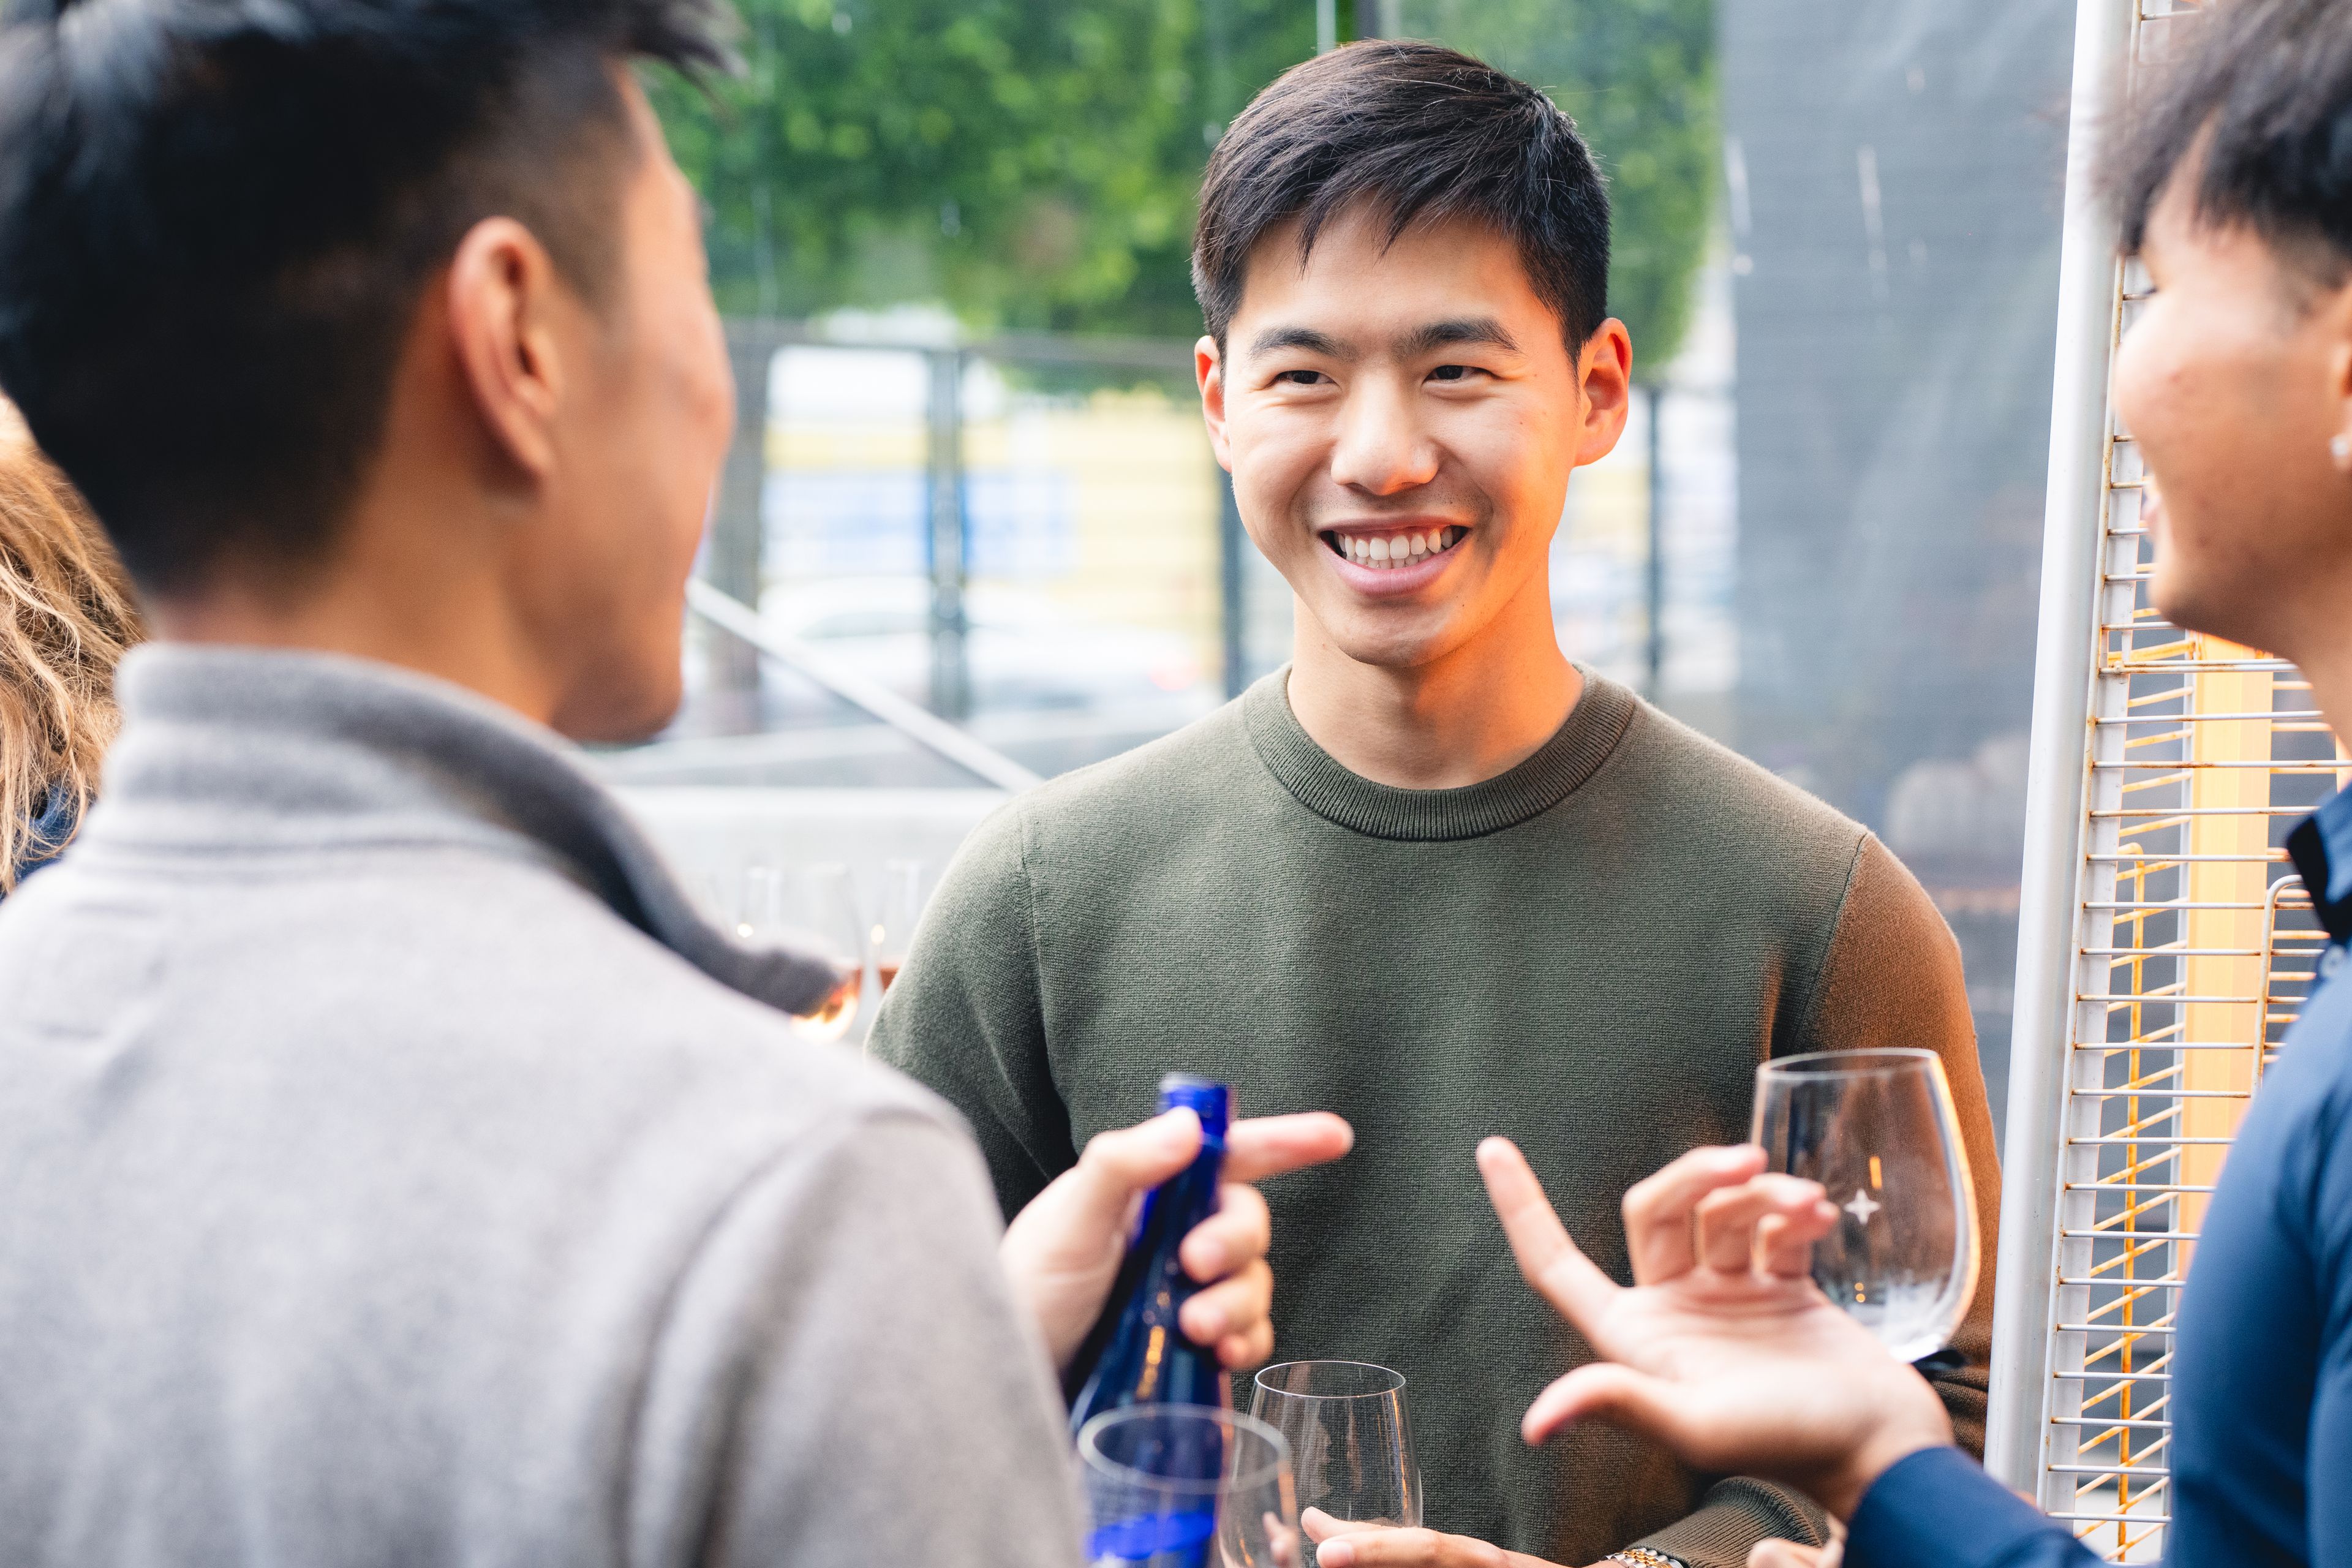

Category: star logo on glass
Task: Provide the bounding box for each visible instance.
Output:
[1843,1188,1883,1225]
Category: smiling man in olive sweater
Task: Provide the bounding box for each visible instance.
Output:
[873,42,2002,1568]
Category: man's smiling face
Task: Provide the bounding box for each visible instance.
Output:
[1199,203,1629,671]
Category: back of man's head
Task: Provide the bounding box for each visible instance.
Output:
[1191,40,1611,351]
[0,0,731,596]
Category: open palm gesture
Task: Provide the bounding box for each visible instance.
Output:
[1479,1137,1955,1519]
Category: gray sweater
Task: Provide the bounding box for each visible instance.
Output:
[873,670,2002,1568]
[0,646,1083,1567]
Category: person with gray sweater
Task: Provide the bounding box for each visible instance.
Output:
[0,3,1349,1563]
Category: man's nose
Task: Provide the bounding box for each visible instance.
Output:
[1327,378,1439,497]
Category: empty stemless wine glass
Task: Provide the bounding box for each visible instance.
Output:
[1751,1047,1980,1363]
[1248,1360,1419,1561]
[1077,1406,1298,1568]
[744,863,863,1046]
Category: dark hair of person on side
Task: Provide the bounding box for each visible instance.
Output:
[0,0,732,598]
[0,399,141,896]
[2111,0,2352,293]
[1190,39,1613,352]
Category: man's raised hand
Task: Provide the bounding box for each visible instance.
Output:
[1003,1109,1353,1374]
[1478,1137,1954,1519]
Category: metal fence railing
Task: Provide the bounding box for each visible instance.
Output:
[641,295,1737,791]
[650,319,1291,786]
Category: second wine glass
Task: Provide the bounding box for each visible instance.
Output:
[1248,1360,1420,1563]
[1751,1047,1979,1363]
[1077,1405,1298,1568]
[745,863,863,1046]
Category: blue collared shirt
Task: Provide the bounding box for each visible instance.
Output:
[1849,785,2352,1568]
[2,782,76,899]
[2291,781,2352,914]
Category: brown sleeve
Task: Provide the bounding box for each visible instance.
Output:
[1787,832,2003,1459]
[1634,1479,1830,1567]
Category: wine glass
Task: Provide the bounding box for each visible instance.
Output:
[1077,1406,1298,1568]
[1248,1361,1420,1564]
[744,863,863,1046]
[870,858,927,995]
[1751,1047,1980,1363]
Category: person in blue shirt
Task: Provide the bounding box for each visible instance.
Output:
[0,401,141,899]
[1302,2,2352,1566]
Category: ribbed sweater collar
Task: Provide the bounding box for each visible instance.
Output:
[89,644,840,1013]
[1242,666,1638,842]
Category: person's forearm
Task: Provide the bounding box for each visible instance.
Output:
[1844,1449,2095,1568]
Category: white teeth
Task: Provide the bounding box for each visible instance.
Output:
[1332,529,1466,568]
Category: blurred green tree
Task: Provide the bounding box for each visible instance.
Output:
[656,0,1716,368]
[653,0,1311,337]
[1398,0,1718,380]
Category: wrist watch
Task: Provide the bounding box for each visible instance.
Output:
[1605,1550,1689,1568]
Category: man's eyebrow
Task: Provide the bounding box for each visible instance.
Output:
[1247,326,1352,360]
[1401,317,1521,356]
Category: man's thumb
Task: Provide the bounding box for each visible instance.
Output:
[1521,1362,1691,1450]
[1067,1108,1204,1229]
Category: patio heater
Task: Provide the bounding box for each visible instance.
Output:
[1987,1,2351,1559]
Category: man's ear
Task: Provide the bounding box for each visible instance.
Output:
[445,216,569,482]
[1573,318,1635,469]
[1196,335,1233,472]
[2328,285,2352,475]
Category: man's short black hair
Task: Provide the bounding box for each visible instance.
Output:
[0,0,733,594]
[2113,0,2352,292]
[1191,40,1610,352]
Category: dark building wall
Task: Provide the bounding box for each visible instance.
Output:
[1722,0,2076,1123]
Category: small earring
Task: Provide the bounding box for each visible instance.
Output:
[2334,433,2352,468]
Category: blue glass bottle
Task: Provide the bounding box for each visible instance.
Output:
[1066,1074,1232,1433]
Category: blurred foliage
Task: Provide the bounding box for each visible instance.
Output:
[655,0,1716,368]
[1398,0,1718,379]
[652,0,1313,337]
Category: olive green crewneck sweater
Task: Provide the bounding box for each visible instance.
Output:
[873,670,2000,1567]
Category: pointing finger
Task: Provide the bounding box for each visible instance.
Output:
[1478,1137,1621,1335]
[1222,1112,1355,1184]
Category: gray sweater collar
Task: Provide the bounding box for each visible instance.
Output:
[1242,665,1638,841]
[90,644,841,1015]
